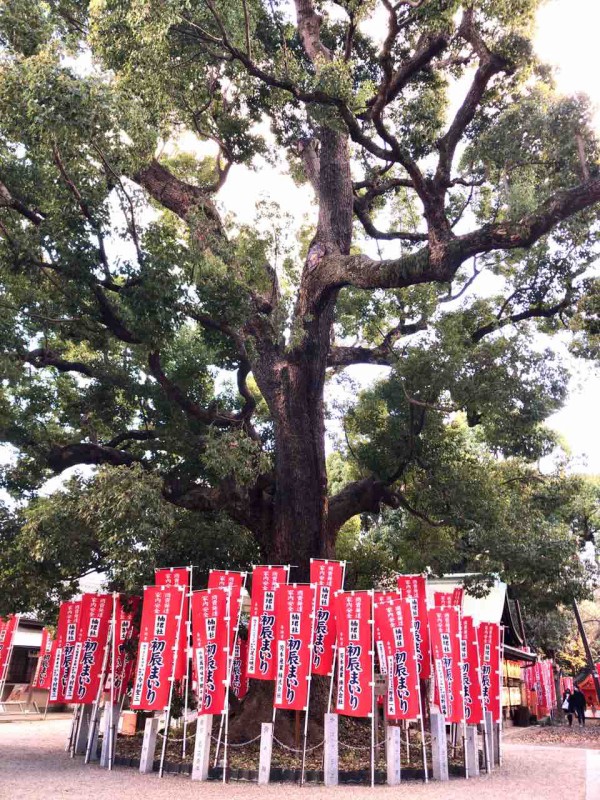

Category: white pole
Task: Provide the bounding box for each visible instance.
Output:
[370,590,375,788]
[108,592,118,770]
[301,583,318,785]
[182,566,193,759]
[326,561,346,714]
[84,601,113,763]
[410,600,428,783]
[213,572,248,767]
[458,608,469,780]
[158,585,187,778]
[0,613,20,707]
[222,587,232,784]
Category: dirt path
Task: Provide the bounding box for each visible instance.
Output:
[0,719,591,799]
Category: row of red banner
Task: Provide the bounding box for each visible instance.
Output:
[34,567,501,726]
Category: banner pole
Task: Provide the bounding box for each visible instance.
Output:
[65,706,81,753]
[213,571,248,768]
[326,562,346,714]
[182,566,193,760]
[370,590,375,788]
[84,601,113,764]
[158,586,187,778]
[301,583,318,785]
[0,613,20,707]
[108,593,118,770]
[412,606,428,783]
[458,609,469,780]
[222,587,232,784]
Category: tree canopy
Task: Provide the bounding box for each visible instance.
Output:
[0,0,599,584]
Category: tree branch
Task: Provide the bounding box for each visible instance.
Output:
[471,297,572,343]
[323,177,600,293]
[133,158,226,247]
[47,442,145,473]
[435,9,508,187]
[328,319,427,367]
[104,430,158,449]
[148,349,243,428]
[21,348,95,378]
[0,179,44,225]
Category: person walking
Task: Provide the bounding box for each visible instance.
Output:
[571,686,587,726]
[562,688,575,726]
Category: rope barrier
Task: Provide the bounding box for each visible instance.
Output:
[272,736,324,753]
[157,730,196,742]
[338,740,384,751]
[211,734,262,748]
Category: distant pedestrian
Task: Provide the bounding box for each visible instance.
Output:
[571,686,587,726]
[562,688,574,726]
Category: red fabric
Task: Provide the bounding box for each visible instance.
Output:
[246,566,288,680]
[396,575,431,679]
[31,628,53,690]
[310,560,344,676]
[274,584,316,711]
[191,589,230,715]
[131,585,186,711]
[429,606,464,724]
[208,570,245,635]
[334,590,373,718]
[155,568,191,681]
[49,601,82,703]
[374,595,420,720]
[231,639,249,700]
[461,615,484,725]
[478,621,502,722]
[0,615,19,678]
[106,595,141,700]
[66,593,113,704]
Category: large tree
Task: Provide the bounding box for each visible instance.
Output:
[1,0,600,579]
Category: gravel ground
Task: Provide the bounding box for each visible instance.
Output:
[0,718,589,800]
[504,719,600,748]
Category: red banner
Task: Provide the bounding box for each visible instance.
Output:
[434,588,464,609]
[247,565,288,680]
[374,595,420,720]
[155,567,191,681]
[49,601,82,703]
[396,575,431,679]
[106,595,141,700]
[65,593,113,704]
[208,570,245,637]
[310,560,344,676]
[460,615,484,725]
[0,615,19,678]
[334,591,373,718]
[478,621,502,722]
[191,588,230,715]
[429,606,464,724]
[231,639,249,700]
[274,584,315,711]
[131,585,186,711]
[31,628,54,690]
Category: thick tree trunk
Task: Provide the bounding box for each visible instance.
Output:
[253,347,334,580]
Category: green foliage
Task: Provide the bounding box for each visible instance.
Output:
[0,465,258,622]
